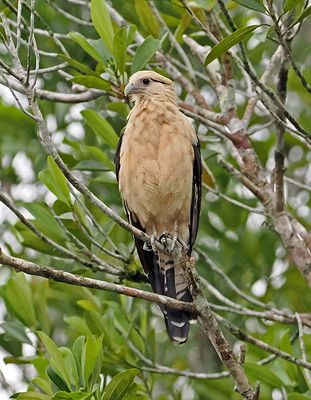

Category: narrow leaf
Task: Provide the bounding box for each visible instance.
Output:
[283,0,303,12]
[81,335,103,383]
[102,369,138,400]
[289,5,311,27]
[17,392,50,400]
[73,160,108,172]
[37,332,72,388]
[134,0,160,38]
[2,321,32,345]
[205,25,262,65]
[126,25,137,45]
[113,27,127,76]
[81,109,118,148]
[22,203,67,241]
[70,75,111,91]
[84,146,114,171]
[233,0,266,13]
[91,0,114,52]
[3,273,37,328]
[69,32,102,63]
[131,36,161,74]
[58,55,97,76]
[39,170,67,207]
[193,0,216,9]
[245,363,283,387]
[47,156,71,206]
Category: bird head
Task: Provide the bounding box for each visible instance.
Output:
[124,70,177,103]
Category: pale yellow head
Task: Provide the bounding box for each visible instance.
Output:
[124,70,177,103]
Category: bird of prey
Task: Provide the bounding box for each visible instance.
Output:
[115,70,202,343]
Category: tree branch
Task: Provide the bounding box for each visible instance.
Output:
[0,248,195,314]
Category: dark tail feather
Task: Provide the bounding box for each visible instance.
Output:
[160,256,193,344]
[134,236,192,344]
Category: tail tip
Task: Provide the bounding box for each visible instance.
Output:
[171,335,188,345]
[165,318,190,345]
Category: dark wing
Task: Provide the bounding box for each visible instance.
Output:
[114,131,124,181]
[114,132,160,293]
[188,139,202,254]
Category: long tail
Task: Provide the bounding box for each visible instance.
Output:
[159,254,193,344]
[133,235,192,344]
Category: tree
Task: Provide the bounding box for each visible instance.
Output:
[0,0,310,399]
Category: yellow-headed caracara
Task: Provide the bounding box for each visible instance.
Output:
[115,71,202,343]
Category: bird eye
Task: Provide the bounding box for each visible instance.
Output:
[142,78,150,86]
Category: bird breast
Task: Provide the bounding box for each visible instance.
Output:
[119,101,196,232]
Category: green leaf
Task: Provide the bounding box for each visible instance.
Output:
[52,392,93,400]
[73,160,108,172]
[32,377,53,396]
[295,365,309,393]
[289,5,311,27]
[64,316,91,335]
[81,335,103,383]
[245,363,283,387]
[107,102,129,119]
[46,366,70,392]
[81,109,118,148]
[34,280,50,335]
[4,272,37,328]
[47,156,71,206]
[37,332,72,388]
[126,25,137,45]
[22,203,67,241]
[102,369,138,400]
[123,383,138,400]
[72,335,85,384]
[77,299,99,312]
[131,36,161,74]
[283,0,303,12]
[39,170,65,205]
[288,394,311,400]
[193,0,216,9]
[205,25,262,65]
[70,75,111,91]
[17,392,50,400]
[58,55,97,76]
[233,0,266,13]
[1,320,32,345]
[91,0,114,52]
[134,0,160,38]
[17,230,64,256]
[84,146,114,171]
[59,347,79,388]
[113,27,127,76]
[68,32,102,63]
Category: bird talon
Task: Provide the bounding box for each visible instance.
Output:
[143,241,152,251]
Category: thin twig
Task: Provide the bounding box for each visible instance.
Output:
[0,192,120,275]
[203,183,264,215]
[219,315,311,371]
[296,312,311,385]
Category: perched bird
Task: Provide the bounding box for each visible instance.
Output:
[115,70,202,343]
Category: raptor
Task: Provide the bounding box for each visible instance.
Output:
[115,70,202,343]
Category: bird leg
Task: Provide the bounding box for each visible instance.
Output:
[169,222,178,253]
[143,225,158,252]
[159,224,183,260]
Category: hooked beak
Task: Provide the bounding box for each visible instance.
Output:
[124,82,137,97]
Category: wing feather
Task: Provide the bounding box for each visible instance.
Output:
[189,139,202,254]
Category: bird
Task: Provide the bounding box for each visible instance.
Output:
[114,70,202,344]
